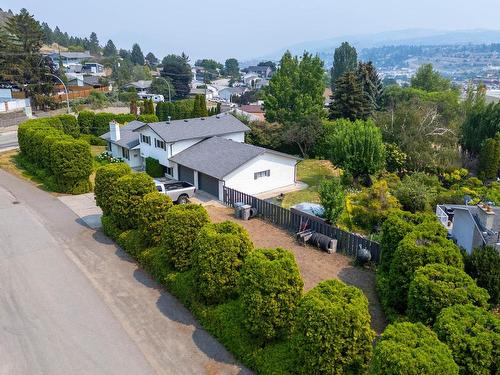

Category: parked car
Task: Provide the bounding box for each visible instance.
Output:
[154,180,196,204]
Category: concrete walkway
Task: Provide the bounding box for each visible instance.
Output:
[58,193,102,229]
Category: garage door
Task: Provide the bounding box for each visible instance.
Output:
[198,173,220,198]
[178,165,194,184]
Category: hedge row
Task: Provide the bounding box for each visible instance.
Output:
[77,111,159,136]
[18,117,93,194]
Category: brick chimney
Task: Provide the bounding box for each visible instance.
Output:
[109,120,120,141]
[477,204,495,231]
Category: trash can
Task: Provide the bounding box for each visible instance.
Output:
[241,204,252,220]
[234,202,245,219]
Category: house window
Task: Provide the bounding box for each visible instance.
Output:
[254,170,270,179]
[140,134,151,145]
[107,142,112,151]
[165,166,173,176]
[122,147,130,160]
[155,138,166,150]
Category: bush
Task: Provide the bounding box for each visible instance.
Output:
[434,304,499,375]
[239,248,303,341]
[77,110,95,134]
[79,134,108,146]
[110,173,155,230]
[371,322,458,375]
[137,114,159,123]
[385,229,463,313]
[465,246,500,306]
[408,263,490,325]
[294,279,374,374]
[57,114,80,138]
[92,112,116,136]
[394,172,439,212]
[192,221,253,303]
[117,229,146,258]
[145,157,164,178]
[318,177,345,224]
[114,113,137,124]
[137,192,173,246]
[94,163,131,215]
[101,215,123,240]
[162,204,210,270]
[138,246,171,281]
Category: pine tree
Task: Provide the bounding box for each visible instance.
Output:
[89,32,100,54]
[131,43,145,65]
[331,42,358,90]
[357,61,383,110]
[103,39,117,57]
[478,137,500,181]
[329,72,372,121]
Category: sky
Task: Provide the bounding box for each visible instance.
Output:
[2,0,500,61]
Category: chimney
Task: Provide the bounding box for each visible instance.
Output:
[477,204,495,231]
[110,120,120,141]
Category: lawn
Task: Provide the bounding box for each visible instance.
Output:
[281,159,339,208]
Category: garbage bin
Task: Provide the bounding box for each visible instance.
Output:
[241,204,252,220]
[234,202,245,219]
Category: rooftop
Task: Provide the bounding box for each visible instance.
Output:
[100,120,144,149]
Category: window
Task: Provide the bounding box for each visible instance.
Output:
[140,134,151,145]
[155,138,166,150]
[254,170,270,179]
[107,142,112,151]
[165,166,173,176]
[122,147,130,160]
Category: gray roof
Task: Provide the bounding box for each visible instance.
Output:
[59,51,92,59]
[135,113,250,143]
[100,120,144,149]
[170,136,298,180]
[125,80,152,89]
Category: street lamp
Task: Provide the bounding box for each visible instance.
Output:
[46,73,70,114]
[154,76,172,102]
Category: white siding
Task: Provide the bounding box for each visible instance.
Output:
[138,128,169,166]
[171,138,203,157]
[221,131,245,143]
[223,153,296,195]
[110,143,142,169]
[451,209,484,254]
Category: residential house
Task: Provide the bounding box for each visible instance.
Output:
[66,75,105,88]
[436,203,500,253]
[101,113,299,200]
[247,65,273,78]
[82,62,105,76]
[124,80,152,92]
[233,105,266,122]
[219,87,247,102]
[190,85,218,100]
[45,51,92,69]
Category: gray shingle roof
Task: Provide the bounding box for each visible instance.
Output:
[100,120,144,149]
[169,136,298,180]
[135,113,250,143]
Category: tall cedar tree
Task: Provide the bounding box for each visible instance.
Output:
[88,32,100,54]
[103,39,117,57]
[329,72,372,120]
[131,43,145,65]
[161,53,193,99]
[331,42,358,90]
[357,61,383,110]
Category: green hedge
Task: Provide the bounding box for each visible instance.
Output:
[162,204,210,271]
[101,214,123,240]
[92,112,116,136]
[57,114,80,137]
[239,247,303,341]
[117,229,146,258]
[137,192,173,246]
[371,322,458,375]
[191,221,253,304]
[408,263,490,325]
[77,110,95,134]
[294,279,374,374]
[145,157,164,178]
[434,304,499,375]
[94,163,132,216]
[465,246,500,306]
[137,114,159,123]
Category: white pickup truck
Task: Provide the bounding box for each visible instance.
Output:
[154,179,196,204]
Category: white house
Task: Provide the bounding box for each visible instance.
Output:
[101,113,299,200]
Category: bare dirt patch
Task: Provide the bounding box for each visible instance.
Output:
[206,205,387,334]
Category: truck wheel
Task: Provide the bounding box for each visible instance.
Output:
[177,194,189,204]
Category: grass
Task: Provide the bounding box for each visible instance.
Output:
[281,159,339,208]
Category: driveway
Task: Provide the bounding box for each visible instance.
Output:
[0,170,248,375]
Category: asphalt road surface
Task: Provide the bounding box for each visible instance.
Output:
[0,170,247,375]
[0,130,18,152]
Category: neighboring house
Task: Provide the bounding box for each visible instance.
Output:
[100,113,299,200]
[45,51,92,68]
[124,80,152,92]
[247,65,272,78]
[190,85,218,99]
[66,74,105,88]
[233,105,266,122]
[82,62,104,75]
[436,203,500,254]
[219,87,247,102]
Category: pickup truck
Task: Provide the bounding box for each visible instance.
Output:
[154,180,196,204]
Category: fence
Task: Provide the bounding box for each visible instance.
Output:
[223,187,380,263]
[52,87,108,102]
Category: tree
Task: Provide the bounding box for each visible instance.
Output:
[103,39,117,57]
[94,163,132,216]
[257,60,277,71]
[131,43,145,65]
[478,136,500,180]
[264,51,325,124]
[329,72,373,120]
[319,177,345,224]
[224,58,240,77]
[357,61,383,109]
[119,48,130,60]
[394,172,439,212]
[281,114,324,157]
[411,64,451,92]
[330,42,358,90]
[460,101,500,155]
[150,77,175,99]
[191,95,208,117]
[88,32,100,55]
[145,52,158,67]
[245,121,284,150]
[161,54,192,99]
[464,246,500,306]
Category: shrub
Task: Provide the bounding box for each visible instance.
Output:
[57,114,80,137]
[116,229,146,258]
[162,204,210,270]
[408,263,490,325]
[434,304,500,375]
[145,157,164,178]
[137,192,173,246]
[77,110,95,134]
[192,221,253,303]
[114,113,137,124]
[101,215,122,240]
[92,112,116,135]
[318,177,345,224]
[239,248,303,341]
[394,172,438,212]
[138,246,171,281]
[110,173,155,229]
[385,229,463,313]
[294,279,374,374]
[465,246,500,306]
[94,163,131,215]
[371,322,458,375]
[137,114,159,123]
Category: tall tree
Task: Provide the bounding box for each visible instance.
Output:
[282,114,324,157]
[257,61,277,71]
[40,22,53,44]
[150,77,175,99]
[131,43,145,65]
[264,51,325,124]
[224,58,240,77]
[103,39,117,57]
[119,48,131,60]
[88,32,100,54]
[161,54,192,99]
[329,72,372,121]
[145,52,158,67]
[410,64,451,92]
[357,61,383,110]
[330,42,357,90]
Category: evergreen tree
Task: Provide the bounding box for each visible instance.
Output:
[224,58,240,77]
[88,32,100,54]
[331,42,357,90]
[131,43,145,65]
[329,72,372,120]
[357,61,383,110]
[478,136,500,180]
[411,64,451,92]
[103,39,117,57]
[161,53,192,99]
[145,52,158,67]
[41,22,53,44]
[119,48,131,60]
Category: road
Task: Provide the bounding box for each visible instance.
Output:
[0,170,247,375]
[0,129,18,152]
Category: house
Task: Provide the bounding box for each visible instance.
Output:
[247,65,273,78]
[82,62,105,75]
[45,51,92,69]
[66,74,105,88]
[233,105,266,122]
[100,113,299,200]
[190,85,218,100]
[436,203,500,254]
[124,80,152,92]
[219,87,247,102]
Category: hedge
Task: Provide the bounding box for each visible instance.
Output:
[162,204,210,271]
[239,247,303,341]
[145,157,164,178]
[137,114,159,123]
[110,173,156,230]
[101,215,123,240]
[408,263,490,325]
[434,304,500,375]
[465,246,500,306]
[191,221,253,304]
[371,322,458,375]
[57,114,80,137]
[294,279,374,374]
[94,163,132,216]
[117,229,146,258]
[92,112,116,136]
[77,110,95,134]
[137,191,173,246]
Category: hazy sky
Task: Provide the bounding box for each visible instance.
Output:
[3,0,500,61]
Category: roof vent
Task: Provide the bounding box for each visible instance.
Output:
[184,119,188,122]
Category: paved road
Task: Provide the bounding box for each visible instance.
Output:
[0,129,18,152]
[0,170,247,375]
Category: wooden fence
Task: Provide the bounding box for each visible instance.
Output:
[223,186,380,263]
[52,86,108,102]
